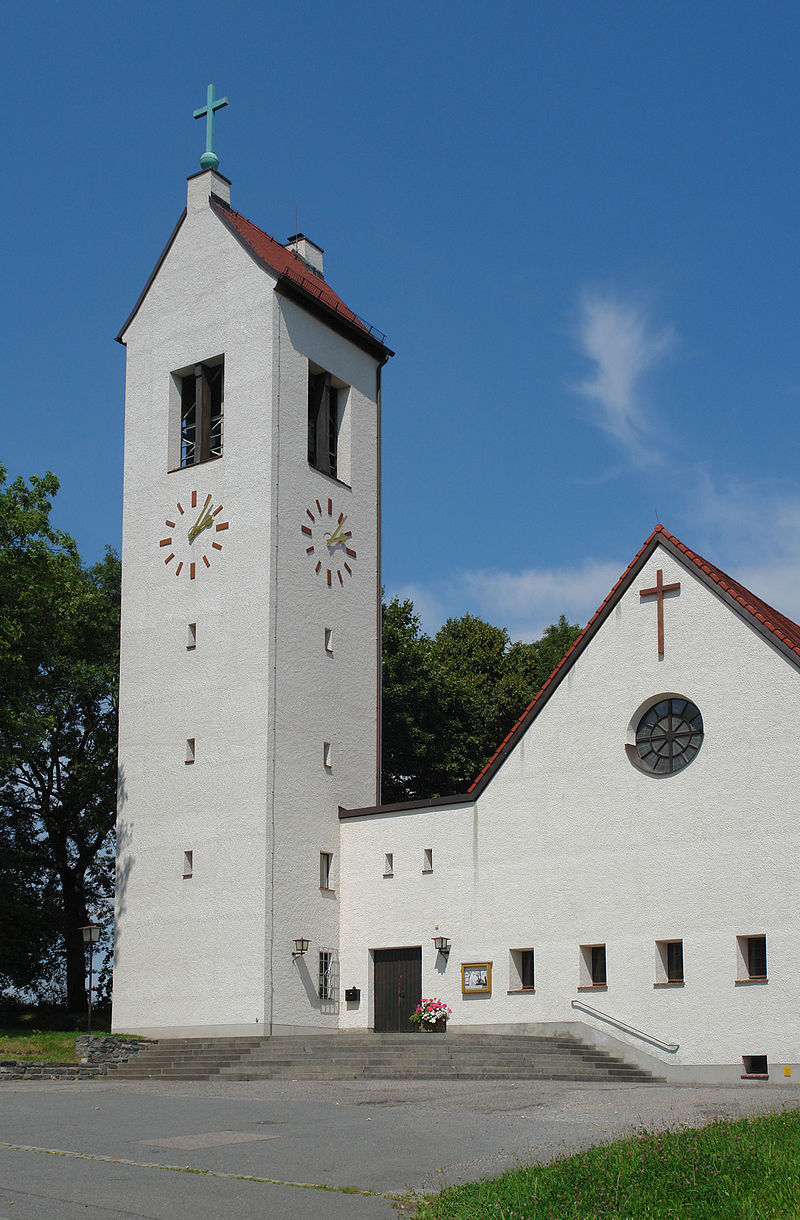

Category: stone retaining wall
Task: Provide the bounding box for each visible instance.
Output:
[0,1034,156,1081]
[75,1034,156,1066]
[0,1061,104,1081]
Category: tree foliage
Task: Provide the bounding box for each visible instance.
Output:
[0,467,120,1009]
[381,598,580,802]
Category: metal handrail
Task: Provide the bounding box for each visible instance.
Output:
[571,998,679,1053]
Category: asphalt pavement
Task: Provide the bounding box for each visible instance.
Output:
[1,1075,798,1218]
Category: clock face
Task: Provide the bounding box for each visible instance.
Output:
[159,489,229,579]
[301,497,357,587]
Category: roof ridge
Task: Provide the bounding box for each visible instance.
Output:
[209,197,391,353]
[655,524,800,649]
[467,527,660,792]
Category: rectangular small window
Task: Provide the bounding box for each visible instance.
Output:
[323,741,332,769]
[747,936,767,979]
[737,934,767,981]
[187,623,197,650]
[423,848,433,873]
[383,852,393,877]
[318,950,333,1000]
[185,738,195,765]
[509,948,535,992]
[324,627,334,654]
[655,939,684,984]
[667,941,683,982]
[579,943,607,988]
[180,359,224,468]
[183,850,193,877]
[320,851,333,890]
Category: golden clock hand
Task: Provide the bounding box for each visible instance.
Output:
[188,494,214,542]
[326,515,349,547]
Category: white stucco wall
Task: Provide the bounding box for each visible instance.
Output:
[113,171,381,1035]
[267,298,380,1032]
[339,545,800,1071]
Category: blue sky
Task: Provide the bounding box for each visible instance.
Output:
[5,2,800,639]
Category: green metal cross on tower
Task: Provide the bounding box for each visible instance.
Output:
[193,83,229,172]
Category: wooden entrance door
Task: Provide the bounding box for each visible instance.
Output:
[373,947,422,1032]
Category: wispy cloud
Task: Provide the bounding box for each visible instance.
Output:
[390,289,800,644]
[392,479,800,640]
[574,290,675,464]
[687,471,800,623]
[391,558,623,642]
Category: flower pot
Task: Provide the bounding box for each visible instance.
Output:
[417,1018,447,1033]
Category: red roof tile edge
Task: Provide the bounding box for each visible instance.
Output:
[467,524,800,793]
[210,198,390,350]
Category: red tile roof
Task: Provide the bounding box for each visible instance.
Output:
[662,526,800,656]
[467,524,800,794]
[210,198,389,350]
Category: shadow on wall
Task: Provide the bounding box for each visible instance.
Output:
[113,763,134,973]
[293,953,340,1017]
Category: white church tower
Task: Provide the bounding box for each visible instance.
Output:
[112,88,392,1035]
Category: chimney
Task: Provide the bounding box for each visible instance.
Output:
[284,233,324,279]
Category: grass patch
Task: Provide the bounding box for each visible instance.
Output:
[415,1109,800,1219]
[0,1029,80,1062]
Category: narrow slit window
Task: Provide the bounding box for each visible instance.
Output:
[185,738,195,765]
[324,627,333,654]
[656,939,684,984]
[737,934,767,981]
[591,945,607,986]
[308,366,341,479]
[748,936,767,979]
[183,850,193,877]
[318,950,334,1000]
[383,852,393,877]
[323,741,332,769]
[510,948,535,991]
[580,943,607,988]
[187,623,197,650]
[320,851,333,890]
[667,941,684,982]
[423,848,433,873]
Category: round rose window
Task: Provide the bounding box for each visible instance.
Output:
[635,698,703,775]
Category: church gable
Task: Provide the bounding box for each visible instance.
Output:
[116,170,392,363]
[469,524,800,797]
[116,177,274,348]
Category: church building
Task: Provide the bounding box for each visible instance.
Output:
[113,98,799,1084]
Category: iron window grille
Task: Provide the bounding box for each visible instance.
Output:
[180,361,224,467]
[318,950,335,1000]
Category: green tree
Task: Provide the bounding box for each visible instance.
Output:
[0,467,120,1011]
[381,598,580,802]
[380,597,438,803]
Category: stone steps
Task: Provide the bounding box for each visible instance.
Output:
[110,1031,663,1083]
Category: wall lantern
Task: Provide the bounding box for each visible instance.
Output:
[292,937,310,958]
[433,935,451,956]
[78,924,102,1037]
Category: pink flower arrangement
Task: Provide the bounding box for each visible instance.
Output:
[410,997,452,1027]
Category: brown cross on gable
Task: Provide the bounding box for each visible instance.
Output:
[639,569,681,656]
